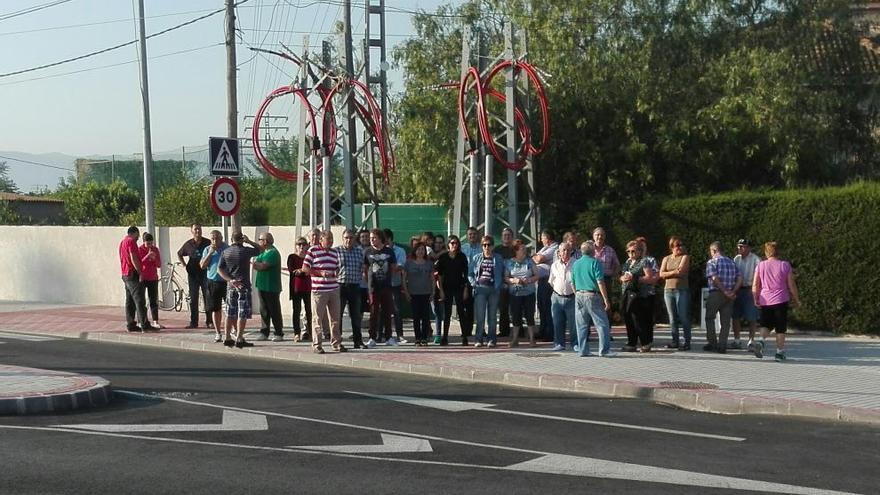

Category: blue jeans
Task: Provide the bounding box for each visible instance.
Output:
[664,288,691,344]
[576,292,611,356]
[473,286,500,344]
[551,293,576,348]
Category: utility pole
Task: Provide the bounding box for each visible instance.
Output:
[340,0,358,229]
[226,0,239,236]
[134,0,155,236]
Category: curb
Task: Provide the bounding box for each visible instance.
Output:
[0,367,112,416]
[78,330,880,426]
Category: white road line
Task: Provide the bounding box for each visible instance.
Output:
[0,331,62,342]
[61,410,267,432]
[291,433,433,454]
[0,423,859,495]
[345,391,745,442]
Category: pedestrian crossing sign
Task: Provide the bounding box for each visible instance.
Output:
[209,137,240,176]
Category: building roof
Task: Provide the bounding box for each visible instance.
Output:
[0,192,63,203]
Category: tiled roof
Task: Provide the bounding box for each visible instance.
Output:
[0,192,63,203]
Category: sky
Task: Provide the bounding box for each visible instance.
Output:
[0,0,455,189]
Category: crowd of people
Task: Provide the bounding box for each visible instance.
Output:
[118,224,801,361]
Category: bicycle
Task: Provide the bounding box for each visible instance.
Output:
[158,262,186,312]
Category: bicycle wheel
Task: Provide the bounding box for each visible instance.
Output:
[174,282,185,312]
[158,278,181,311]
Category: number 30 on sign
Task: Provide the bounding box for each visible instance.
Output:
[210,177,241,217]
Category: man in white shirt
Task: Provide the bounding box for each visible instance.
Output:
[533,231,558,341]
[732,238,761,350]
[548,242,575,351]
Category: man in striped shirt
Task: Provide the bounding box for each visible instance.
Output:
[302,230,347,354]
[704,241,742,354]
[336,228,366,349]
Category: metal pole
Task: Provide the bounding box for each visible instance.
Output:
[504,23,518,235]
[309,154,317,229]
[452,30,471,237]
[322,154,331,229]
[225,0,240,233]
[134,0,155,236]
[484,154,494,237]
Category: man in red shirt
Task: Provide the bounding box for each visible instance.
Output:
[119,226,152,332]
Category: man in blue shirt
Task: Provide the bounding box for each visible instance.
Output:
[572,241,614,357]
[199,230,228,342]
[704,241,742,353]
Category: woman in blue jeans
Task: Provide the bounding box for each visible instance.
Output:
[659,236,692,350]
[504,240,539,347]
[469,235,505,347]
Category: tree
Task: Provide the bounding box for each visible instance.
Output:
[54,178,142,226]
[392,0,879,227]
[0,162,19,193]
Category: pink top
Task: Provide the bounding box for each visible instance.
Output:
[119,236,141,277]
[139,245,161,281]
[755,258,791,306]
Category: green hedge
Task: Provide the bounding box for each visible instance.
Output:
[571,182,880,335]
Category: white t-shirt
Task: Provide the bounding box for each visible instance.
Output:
[734,252,760,288]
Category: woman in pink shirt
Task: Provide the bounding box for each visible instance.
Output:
[139,232,163,329]
[751,241,801,362]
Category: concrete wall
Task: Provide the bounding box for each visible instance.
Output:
[0,225,347,321]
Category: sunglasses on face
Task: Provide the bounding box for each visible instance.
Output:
[482,243,492,247]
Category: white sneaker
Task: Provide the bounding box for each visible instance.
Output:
[551,344,565,352]
[487,341,496,348]
[272,335,284,342]
[474,341,484,348]
[386,337,399,346]
[255,334,269,341]
[366,338,377,349]
[398,337,409,344]
[601,351,618,358]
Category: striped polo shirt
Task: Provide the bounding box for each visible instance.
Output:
[303,246,340,292]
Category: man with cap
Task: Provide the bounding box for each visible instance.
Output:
[732,238,761,350]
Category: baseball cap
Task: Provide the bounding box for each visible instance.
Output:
[737,238,752,247]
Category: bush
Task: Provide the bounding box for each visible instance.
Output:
[571,182,880,335]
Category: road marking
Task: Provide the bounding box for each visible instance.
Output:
[290,433,433,454]
[345,391,745,442]
[0,423,859,495]
[0,331,62,342]
[60,410,268,432]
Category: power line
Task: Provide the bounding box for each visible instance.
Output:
[0,42,223,87]
[0,0,74,22]
[0,153,74,172]
[0,0,250,79]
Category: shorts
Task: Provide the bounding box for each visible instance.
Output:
[759,302,788,333]
[733,287,759,321]
[226,286,252,320]
[206,280,227,312]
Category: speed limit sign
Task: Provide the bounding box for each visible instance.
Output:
[210,177,241,217]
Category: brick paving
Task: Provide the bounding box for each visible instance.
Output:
[1,301,878,424]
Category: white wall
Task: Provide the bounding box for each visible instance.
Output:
[0,225,347,321]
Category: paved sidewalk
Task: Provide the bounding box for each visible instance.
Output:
[0,364,112,415]
[1,301,878,424]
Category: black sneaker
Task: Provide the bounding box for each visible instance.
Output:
[774,352,786,362]
[440,336,449,346]
[621,345,637,352]
[223,339,235,347]
[665,342,680,349]
[753,341,764,359]
[235,340,254,348]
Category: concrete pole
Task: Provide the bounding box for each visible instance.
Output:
[134,0,155,236]
[226,0,240,233]
[322,154,331,229]
[309,154,317,229]
[469,152,479,229]
[484,154,494,237]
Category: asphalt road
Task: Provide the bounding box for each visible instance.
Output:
[0,336,877,495]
